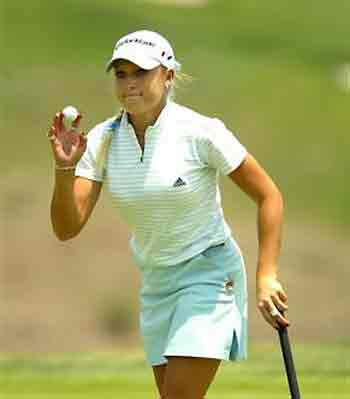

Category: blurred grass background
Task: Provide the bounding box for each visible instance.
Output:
[1,345,348,398]
[1,0,349,367]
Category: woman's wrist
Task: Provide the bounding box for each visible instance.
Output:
[256,267,278,281]
[55,164,76,171]
[54,161,77,171]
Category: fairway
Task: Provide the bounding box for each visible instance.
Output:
[1,344,348,398]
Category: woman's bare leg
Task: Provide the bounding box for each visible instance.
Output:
[159,356,221,399]
[153,364,167,397]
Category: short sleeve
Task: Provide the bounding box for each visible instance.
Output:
[75,119,115,182]
[196,118,247,175]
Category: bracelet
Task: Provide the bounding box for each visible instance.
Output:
[55,164,77,171]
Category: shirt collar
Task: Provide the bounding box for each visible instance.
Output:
[120,100,173,132]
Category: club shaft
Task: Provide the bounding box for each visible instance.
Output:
[278,327,301,399]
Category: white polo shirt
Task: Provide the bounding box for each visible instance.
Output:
[75,101,247,267]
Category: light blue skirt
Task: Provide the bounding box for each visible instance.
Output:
[135,237,248,366]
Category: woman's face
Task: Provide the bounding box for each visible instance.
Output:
[112,60,172,115]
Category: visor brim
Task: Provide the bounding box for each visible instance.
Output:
[106,47,160,72]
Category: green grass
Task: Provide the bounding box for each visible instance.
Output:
[1,344,349,398]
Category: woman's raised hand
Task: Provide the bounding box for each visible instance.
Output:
[48,111,87,167]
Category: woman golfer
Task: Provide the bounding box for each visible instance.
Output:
[49,30,289,399]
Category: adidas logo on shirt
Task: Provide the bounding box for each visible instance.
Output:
[173,177,186,187]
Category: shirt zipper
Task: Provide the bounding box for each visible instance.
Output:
[131,129,145,163]
[140,139,145,162]
[140,134,148,163]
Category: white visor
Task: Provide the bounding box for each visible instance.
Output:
[106,30,181,72]
[106,45,161,71]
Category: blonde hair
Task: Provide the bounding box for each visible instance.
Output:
[95,111,123,171]
[167,70,193,100]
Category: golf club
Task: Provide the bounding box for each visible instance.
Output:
[278,321,301,399]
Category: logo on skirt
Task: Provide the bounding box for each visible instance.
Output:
[224,279,234,292]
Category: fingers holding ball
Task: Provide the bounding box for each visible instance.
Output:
[48,106,81,138]
[47,125,56,141]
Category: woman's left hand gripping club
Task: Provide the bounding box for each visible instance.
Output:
[257,274,290,329]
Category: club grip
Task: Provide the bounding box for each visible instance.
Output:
[278,326,301,399]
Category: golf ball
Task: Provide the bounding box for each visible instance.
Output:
[62,106,79,130]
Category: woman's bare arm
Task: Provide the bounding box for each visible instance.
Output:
[229,153,289,329]
[51,174,102,241]
[48,111,102,240]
